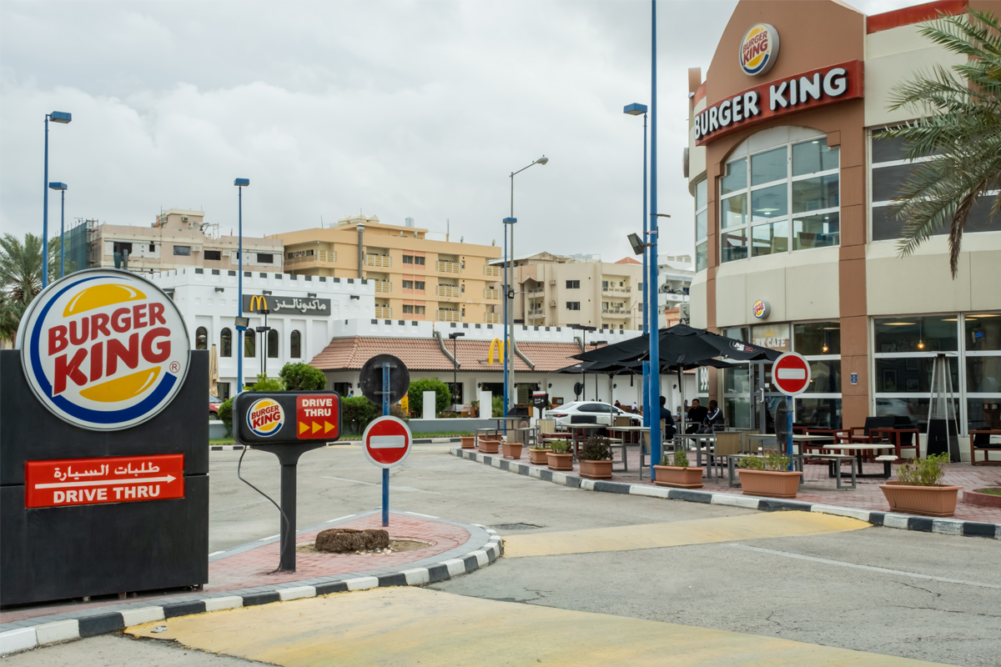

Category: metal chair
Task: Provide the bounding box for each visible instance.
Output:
[710,432,742,478]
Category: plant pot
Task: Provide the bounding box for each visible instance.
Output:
[460,436,475,449]
[737,469,802,499]
[579,459,613,480]
[963,488,1001,509]
[880,481,962,517]
[528,448,551,465]
[546,452,573,471]
[653,465,704,489]
[478,439,500,454]
[502,442,523,460]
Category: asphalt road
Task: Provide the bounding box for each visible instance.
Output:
[6,443,1000,666]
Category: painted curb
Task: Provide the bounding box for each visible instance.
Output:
[0,512,501,656]
[209,438,460,451]
[450,447,1001,540]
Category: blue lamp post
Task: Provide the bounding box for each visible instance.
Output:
[624,102,650,427]
[647,0,665,480]
[48,183,68,279]
[235,178,250,394]
[42,111,72,288]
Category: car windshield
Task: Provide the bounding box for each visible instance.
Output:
[209,395,221,403]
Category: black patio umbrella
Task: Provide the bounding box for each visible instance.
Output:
[574,324,780,366]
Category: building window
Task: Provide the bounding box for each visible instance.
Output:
[334,382,351,397]
[416,256,425,265]
[113,241,133,255]
[415,281,425,290]
[290,330,301,358]
[566,280,580,289]
[173,245,191,256]
[403,255,414,264]
[257,253,274,264]
[402,305,426,315]
[149,243,156,252]
[204,250,221,261]
[217,383,231,401]
[720,136,840,264]
[403,280,413,289]
[220,328,232,357]
[566,302,581,311]
[244,329,255,358]
[195,326,208,351]
[267,330,279,358]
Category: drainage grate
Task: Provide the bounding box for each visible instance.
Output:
[492,523,543,531]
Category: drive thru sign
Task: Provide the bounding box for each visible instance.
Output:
[772,352,812,396]
[363,416,413,468]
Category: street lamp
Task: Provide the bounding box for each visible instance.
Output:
[504,155,548,416]
[590,340,607,399]
[623,103,648,337]
[48,182,68,279]
[448,332,465,408]
[235,178,250,393]
[571,324,596,399]
[256,308,272,378]
[648,0,662,480]
[42,111,72,288]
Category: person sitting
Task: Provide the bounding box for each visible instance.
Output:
[614,400,623,410]
[686,399,708,434]
[703,400,724,431]
[659,396,676,438]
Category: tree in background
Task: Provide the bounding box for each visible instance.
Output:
[407,378,451,417]
[218,374,286,437]
[0,233,78,344]
[886,9,1001,277]
[279,362,326,390]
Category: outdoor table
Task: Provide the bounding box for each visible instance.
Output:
[607,425,650,477]
[870,427,920,460]
[675,432,717,477]
[821,443,896,478]
[568,424,607,460]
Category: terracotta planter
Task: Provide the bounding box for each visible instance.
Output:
[478,439,500,454]
[737,469,802,499]
[528,448,551,464]
[502,442,524,460]
[460,436,475,449]
[963,488,1001,509]
[880,481,962,517]
[546,452,573,471]
[579,459,613,480]
[653,465,704,489]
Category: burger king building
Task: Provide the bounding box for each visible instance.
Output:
[687,0,1001,454]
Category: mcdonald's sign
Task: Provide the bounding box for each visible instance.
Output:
[487,338,509,365]
[246,295,272,312]
[242,294,332,315]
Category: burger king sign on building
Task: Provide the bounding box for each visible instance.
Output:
[17,269,190,431]
[739,24,779,76]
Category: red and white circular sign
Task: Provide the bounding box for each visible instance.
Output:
[772,352,812,396]
[363,416,413,469]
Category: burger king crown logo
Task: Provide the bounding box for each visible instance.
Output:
[17,269,190,431]
[247,398,284,437]
[739,24,779,76]
[753,300,767,318]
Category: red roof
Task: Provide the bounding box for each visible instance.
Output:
[615,257,641,265]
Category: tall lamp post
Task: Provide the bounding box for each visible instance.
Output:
[48,182,68,279]
[448,332,465,408]
[257,308,272,378]
[647,0,663,480]
[591,340,607,400]
[42,111,72,288]
[571,324,596,399]
[235,178,250,393]
[503,155,548,415]
[624,102,650,426]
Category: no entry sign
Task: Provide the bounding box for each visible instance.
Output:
[25,454,185,508]
[772,352,812,396]
[363,416,413,468]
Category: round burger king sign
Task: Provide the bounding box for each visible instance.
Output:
[17,269,190,431]
[739,24,779,77]
[246,398,284,437]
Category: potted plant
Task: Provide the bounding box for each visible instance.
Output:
[880,453,961,517]
[528,442,552,464]
[477,433,500,454]
[459,435,475,449]
[737,450,801,498]
[578,436,613,480]
[501,436,524,460]
[653,449,704,489]
[546,439,573,471]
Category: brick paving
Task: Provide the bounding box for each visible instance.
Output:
[506,446,1001,524]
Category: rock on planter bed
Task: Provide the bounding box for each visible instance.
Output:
[528,448,551,465]
[547,452,573,471]
[653,465,704,489]
[880,482,962,517]
[501,442,523,460]
[737,469,802,499]
[579,459,612,480]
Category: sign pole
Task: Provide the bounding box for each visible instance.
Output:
[786,395,794,472]
[279,461,297,571]
[382,362,390,527]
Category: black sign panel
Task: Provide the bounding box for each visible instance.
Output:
[233,391,342,445]
[359,354,410,406]
[243,294,332,316]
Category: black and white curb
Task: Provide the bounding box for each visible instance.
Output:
[451,447,1001,540]
[0,513,501,656]
[209,445,245,451]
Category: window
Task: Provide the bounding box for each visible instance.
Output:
[217,383,231,401]
[566,280,580,289]
[113,241,133,255]
[290,330,301,358]
[403,280,414,289]
[243,329,255,357]
[403,255,414,264]
[415,256,425,265]
[173,245,191,256]
[204,250,221,261]
[257,253,274,264]
[693,177,708,271]
[566,302,581,311]
[720,136,839,264]
[267,330,279,358]
[220,328,232,357]
[149,243,156,253]
[195,327,208,351]
[415,281,425,290]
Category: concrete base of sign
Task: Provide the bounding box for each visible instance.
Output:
[423,391,436,420]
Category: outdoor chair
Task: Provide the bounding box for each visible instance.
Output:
[538,418,569,445]
[839,416,894,462]
[970,430,1001,466]
[710,432,742,477]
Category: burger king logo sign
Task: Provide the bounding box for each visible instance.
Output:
[16,269,189,431]
[739,24,779,77]
[246,398,284,437]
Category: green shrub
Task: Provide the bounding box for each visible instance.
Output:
[343,396,379,434]
[897,452,948,486]
[738,450,791,472]
[219,398,234,437]
[665,448,689,467]
[581,436,612,461]
[549,439,571,454]
[279,362,326,390]
[492,395,505,418]
[252,374,285,392]
[407,378,451,417]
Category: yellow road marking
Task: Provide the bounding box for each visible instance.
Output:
[127,587,945,666]
[503,511,868,558]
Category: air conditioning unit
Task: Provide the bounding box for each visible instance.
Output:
[549,279,556,285]
[192,245,203,253]
[550,300,556,307]
[181,216,189,222]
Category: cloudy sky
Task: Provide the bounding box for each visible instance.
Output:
[2,0,915,262]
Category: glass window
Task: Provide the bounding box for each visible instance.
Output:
[876,397,959,430]
[290,330,301,358]
[875,357,959,393]
[220,328,232,357]
[403,255,414,264]
[695,210,707,240]
[804,359,841,393]
[751,324,790,351]
[794,321,840,355]
[966,314,1001,351]
[244,329,255,358]
[268,330,279,358]
[721,158,746,195]
[695,242,708,272]
[795,398,842,429]
[751,147,787,186]
[792,175,839,213]
[871,163,918,203]
[792,139,838,176]
[402,280,414,289]
[751,220,788,257]
[724,397,751,429]
[968,398,1001,431]
[566,280,580,289]
[966,356,1001,393]
[724,365,751,393]
[195,327,208,351]
[695,179,707,210]
[751,184,787,222]
[173,246,191,256]
[414,256,426,265]
[794,213,840,250]
[257,253,274,264]
[204,250,221,261]
[720,194,747,229]
[566,302,580,310]
[874,316,958,352]
[965,195,1001,234]
[720,230,748,263]
[722,327,748,342]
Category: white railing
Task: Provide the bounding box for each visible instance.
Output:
[436,285,460,298]
[365,255,391,267]
[484,313,500,323]
[437,310,461,322]
[437,261,460,274]
[483,265,500,277]
[374,306,392,319]
[602,286,630,293]
[286,250,336,265]
[374,281,391,293]
[483,289,500,300]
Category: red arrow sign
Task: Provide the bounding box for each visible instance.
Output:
[25,454,185,508]
[296,394,339,440]
[772,352,812,396]
[363,416,413,468]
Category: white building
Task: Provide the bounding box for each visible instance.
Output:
[658,254,693,328]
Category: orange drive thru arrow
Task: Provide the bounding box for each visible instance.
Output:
[325,421,334,434]
[299,422,308,434]
[312,422,321,434]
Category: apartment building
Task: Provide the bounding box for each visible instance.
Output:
[272,214,504,325]
[503,252,645,331]
[658,254,693,328]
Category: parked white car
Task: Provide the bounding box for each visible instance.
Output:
[543,402,643,430]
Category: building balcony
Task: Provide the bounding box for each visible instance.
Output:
[374,281,392,293]
[374,306,392,319]
[437,260,461,274]
[483,265,500,277]
[601,309,630,318]
[602,286,631,294]
[286,250,336,266]
[484,313,500,324]
[436,285,460,298]
[365,254,391,268]
[437,310,461,322]
[524,287,544,295]
[484,288,500,300]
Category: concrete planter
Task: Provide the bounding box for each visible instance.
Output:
[478,439,500,454]
[579,460,613,480]
[653,465,704,489]
[501,442,524,460]
[460,436,475,449]
[528,448,551,464]
[737,469,802,499]
[546,452,573,471]
[880,482,962,517]
[963,488,1001,508]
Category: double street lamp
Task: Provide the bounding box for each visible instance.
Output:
[42,111,72,288]
[48,182,68,279]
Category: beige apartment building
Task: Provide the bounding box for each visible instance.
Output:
[506,252,645,331]
[77,209,283,275]
[272,214,504,324]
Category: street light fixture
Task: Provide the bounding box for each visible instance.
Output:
[571,324,597,399]
[235,178,250,393]
[623,102,649,336]
[448,332,465,408]
[48,182,68,279]
[42,111,72,288]
[590,340,607,399]
[256,308,272,378]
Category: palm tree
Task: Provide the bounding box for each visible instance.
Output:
[0,233,44,303]
[884,8,1001,278]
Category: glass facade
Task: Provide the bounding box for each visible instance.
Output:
[694,179,708,272]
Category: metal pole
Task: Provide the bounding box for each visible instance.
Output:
[509,190,517,410]
[59,190,65,279]
[648,0,661,480]
[642,112,648,336]
[42,116,50,288]
[279,462,297,571]
[237,186,244,393]
[786,395,794,471]
[453,336,458,403]
[502,221,509,421]
[382,363,390,527]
